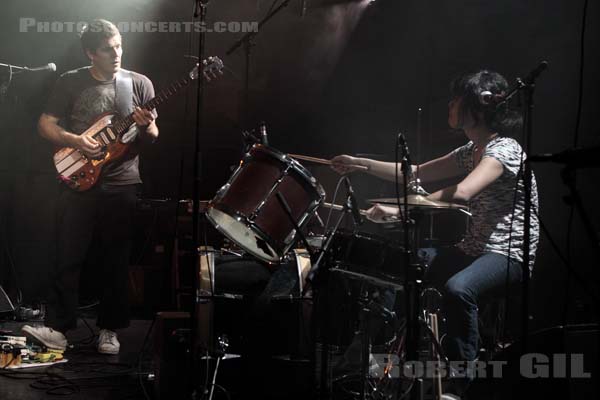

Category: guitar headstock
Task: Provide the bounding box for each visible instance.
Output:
[190,56,224,82]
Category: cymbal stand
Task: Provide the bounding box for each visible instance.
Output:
[357,289,402,400]
[307,193,354,399]
[397,133,422,399]
[198,335,230,400]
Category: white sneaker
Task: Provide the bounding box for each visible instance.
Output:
[22,325,67,351]
[97,329,120,355]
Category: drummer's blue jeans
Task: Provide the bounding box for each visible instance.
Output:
[419,246,523,363]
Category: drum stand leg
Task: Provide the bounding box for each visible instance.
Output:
[207,353,221,400]
[358,290,372,400]
[198,335,229,400]
[357,288,401,400]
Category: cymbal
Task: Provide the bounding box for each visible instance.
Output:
[367,194,468,210]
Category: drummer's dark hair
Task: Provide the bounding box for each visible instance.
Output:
[450,70,522,137]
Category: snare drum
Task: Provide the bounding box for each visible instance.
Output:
[206,145,325,263]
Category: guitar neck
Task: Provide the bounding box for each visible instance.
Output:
[112,74,193,134]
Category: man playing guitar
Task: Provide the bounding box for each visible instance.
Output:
[23,19,158,355]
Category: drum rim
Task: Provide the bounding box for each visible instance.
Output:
[249,144,326,196]
[206,205,282,263]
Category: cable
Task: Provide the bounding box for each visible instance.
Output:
[0,65,13,103]
[323,175,346,234]
[533,207,599,305]
[561,205,575,327]
[573,0,589,147]
[394,134,404,223]
[265,0,280,17]
[68,316,98,347]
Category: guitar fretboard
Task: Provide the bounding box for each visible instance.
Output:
[112,75,192,134]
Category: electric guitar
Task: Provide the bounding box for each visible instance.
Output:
[53,56,224,191]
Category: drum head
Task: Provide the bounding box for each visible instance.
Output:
[207,207,280,262]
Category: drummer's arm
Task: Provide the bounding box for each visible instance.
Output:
[427,157,503,203]
[357,151,462,184]
[414,151,463,183]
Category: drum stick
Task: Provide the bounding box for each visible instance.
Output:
[288,154,369,171]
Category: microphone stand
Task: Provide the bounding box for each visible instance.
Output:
[191,1,211,398]
[397,134,421,399]
[0,62,44,73]
[225,0,294,128]
[304,185,356,400]
[512,61,547,357]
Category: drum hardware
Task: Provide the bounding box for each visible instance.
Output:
[303,192,362,293]
[396,132,424,400]
[247,163,292,222]
[275,191,316,260]
[343,176,364,226]
[354,288,406,400]
[206,144,325,263]
[306,182,367,398]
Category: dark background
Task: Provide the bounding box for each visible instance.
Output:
[0,0,598,330]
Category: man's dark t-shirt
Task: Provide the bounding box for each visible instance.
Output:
[44,66,157,185]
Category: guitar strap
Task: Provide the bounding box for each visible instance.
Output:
[115,69,136,143]
[115,69,134,116]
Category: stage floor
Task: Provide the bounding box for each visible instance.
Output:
[0,318,154,400]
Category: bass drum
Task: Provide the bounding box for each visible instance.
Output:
[197,247,313,357]
[206,144,325,263]
[198,247,311,298]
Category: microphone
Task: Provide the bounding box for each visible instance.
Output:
[397,132,413,175]
[343,176,364,226]
[478,90,504,105]
[25,63,56,72]
[259,121,268,146]
[524,60,549,84]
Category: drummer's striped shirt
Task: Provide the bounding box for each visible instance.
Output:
[452,136,540,270]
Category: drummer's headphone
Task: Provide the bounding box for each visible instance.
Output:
[478,90,505,106]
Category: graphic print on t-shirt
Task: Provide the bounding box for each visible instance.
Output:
[70,82,116,135]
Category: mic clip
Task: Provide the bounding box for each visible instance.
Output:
[344,176,364,226]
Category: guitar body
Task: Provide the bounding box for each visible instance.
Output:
[53,113,130,191]
[51,56,224,192]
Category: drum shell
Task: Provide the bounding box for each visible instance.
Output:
[197,248,312,356]
[326,229,406,281]
[207,145,324,262]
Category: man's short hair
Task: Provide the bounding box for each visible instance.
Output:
[80,19,120,55]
